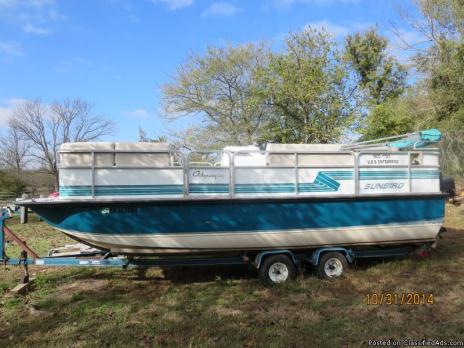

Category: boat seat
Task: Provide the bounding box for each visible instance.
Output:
[114,143,171,167]
[59,142,173,168]
[60,142,115,167]
[265,144,353,166]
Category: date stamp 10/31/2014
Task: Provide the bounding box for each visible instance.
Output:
[365,293,434,306]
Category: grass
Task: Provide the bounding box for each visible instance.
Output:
[0,206,463,347]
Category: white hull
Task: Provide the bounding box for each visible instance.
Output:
[59,222,442,255]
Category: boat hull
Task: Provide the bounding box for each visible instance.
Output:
[28,195,446,255]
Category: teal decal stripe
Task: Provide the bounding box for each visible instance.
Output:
[359,170,439,180]
[319,171,353,181]
[59,186,92,196]
[189,184,229,194]
[60,185,183,197]
[359,170,408,180]
[59,170,438,197]
[298,183,334,192]
[315,172,340,190]
[411,170,440,179]
[236,183,295,193]
[237,171,351,194]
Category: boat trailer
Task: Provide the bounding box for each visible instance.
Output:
[0,208,423,288]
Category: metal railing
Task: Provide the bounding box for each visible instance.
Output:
[58,148,441,199]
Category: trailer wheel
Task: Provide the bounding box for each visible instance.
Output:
[317,252,348,279]
[259,254,296,286]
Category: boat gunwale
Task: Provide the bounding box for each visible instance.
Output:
[14,192,447,207]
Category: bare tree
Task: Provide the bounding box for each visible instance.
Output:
[0,127,30,194]
[9,98,115,189]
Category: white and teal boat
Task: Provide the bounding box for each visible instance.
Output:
[20,129,446,256]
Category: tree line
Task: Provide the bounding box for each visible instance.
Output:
[162,0,464,174]
[163,1,462,144]
[1,0,463,195]
[0,99,114,193]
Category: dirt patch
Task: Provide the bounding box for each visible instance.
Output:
[162,311,183,323]
[215,307,243,317]
[55,279,110,301]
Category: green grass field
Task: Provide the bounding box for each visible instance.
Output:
[1,206,463,347]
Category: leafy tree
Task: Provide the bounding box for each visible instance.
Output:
[163,29,358,146]
[359,99,415,140]
[345,27,407,105]
[345,28,408,139]
[406,0,464,175]
[138,127,168,143]
[0,170,26,196]
[162,44,270,145]
[264,28,358,143]
[400,0,464,130]
[170,126,229,151]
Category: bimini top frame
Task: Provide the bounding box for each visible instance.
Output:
[342,129,442,151]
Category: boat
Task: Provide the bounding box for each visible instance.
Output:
[17,129,446,256]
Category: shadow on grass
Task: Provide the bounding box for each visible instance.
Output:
[1,266,265,347]
[27,263,256,287]
[160,264,255,283]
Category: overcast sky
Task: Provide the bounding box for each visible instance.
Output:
[0,0,422,141]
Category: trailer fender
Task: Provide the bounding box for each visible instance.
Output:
[253,250,297,270]
[309,247,354,266]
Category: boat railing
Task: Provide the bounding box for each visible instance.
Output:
[58,147,441,199]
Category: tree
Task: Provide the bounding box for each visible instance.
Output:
[170,126,227,151]
[345,28,407,106]
[359,99,415,140]
[395,0,464,130]
[162,43,271,145]
[0,127,29,195]
[409,0,464,176]
[417,0,464,130]
[264,28,358,143]
[0,170,25,195]
[345,28,408,139]
[138,127,168,143]
[9,98,115,189]
[162,29,359,146]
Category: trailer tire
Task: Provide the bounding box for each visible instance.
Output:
[259,254,296,286]
[317,252,348,279]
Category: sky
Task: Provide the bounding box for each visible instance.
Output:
[0,0,423,142]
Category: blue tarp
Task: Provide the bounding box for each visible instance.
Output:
[389,129,441,149]
[420,128,441,141]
